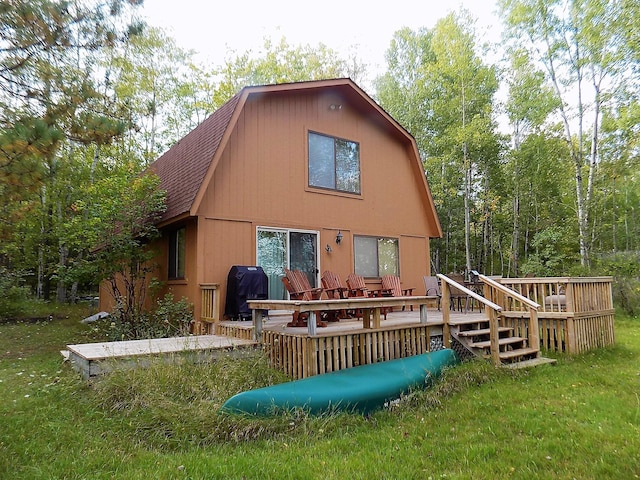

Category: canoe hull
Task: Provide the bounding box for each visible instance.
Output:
[220,348,459,415]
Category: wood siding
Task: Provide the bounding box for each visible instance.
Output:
[100,83,441,320]
[193,90,437,319]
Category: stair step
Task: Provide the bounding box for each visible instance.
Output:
[498,347,539,360]
[471,336,527,349]
[449,317,490,327]
[503,357,557,369]
[457,327,512,337]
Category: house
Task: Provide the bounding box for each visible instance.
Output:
[99,78,442,324]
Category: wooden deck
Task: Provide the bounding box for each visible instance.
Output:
[65,335,256,379]
[64,276,614,381]
[217,308,480,378]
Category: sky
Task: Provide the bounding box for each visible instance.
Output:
[140,0,504,87]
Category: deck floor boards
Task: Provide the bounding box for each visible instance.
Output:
[67,335,256,361]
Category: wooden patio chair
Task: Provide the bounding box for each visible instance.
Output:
[448,273,470,312]
[423,275,441,310]
[381,275,415,311]
[321,271,349,300]
[282,269,327,327]
[321,270,350,319]
[346,273,369,298]
[345,273,388,320]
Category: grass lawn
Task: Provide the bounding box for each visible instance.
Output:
[1,304,639,479]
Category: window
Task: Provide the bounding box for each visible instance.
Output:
[308,131,360,194]
[257,228,319,300]
[354,236,399,277]
[168,227,186,280]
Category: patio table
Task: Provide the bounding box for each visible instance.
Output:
[247,295,439,340]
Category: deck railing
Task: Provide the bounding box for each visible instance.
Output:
[197,283,220,334]
[437,274,506,365]
[262,325,438,379]
[477,273,541,363]
[496,277,615,353]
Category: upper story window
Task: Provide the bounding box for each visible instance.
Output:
[308,131,361,194]
[354,236,399,277]
[168,227,186,280]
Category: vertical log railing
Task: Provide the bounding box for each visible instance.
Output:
[198,283,220,334]
[497,277,614,353]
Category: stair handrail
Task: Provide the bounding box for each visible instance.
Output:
[437,274,506,364]
[436,274,503,312]
[475,273,540,310]
[474,272,541,364]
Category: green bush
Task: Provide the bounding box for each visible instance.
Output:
[94,293,195,341]
[0,268,31,319]
[593,251,640,315]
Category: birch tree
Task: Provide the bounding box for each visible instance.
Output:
[499,0,632,267]
[377,12,500,276]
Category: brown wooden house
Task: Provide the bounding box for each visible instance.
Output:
[99,78,442,324]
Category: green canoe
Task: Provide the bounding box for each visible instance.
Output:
[220,348,459,415]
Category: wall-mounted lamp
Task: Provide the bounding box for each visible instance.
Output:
[335,230,343,244]
[325,244,332,253]
[329,103,342,111]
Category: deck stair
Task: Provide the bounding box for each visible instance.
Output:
[449,316,541,365]
[439,272,557,368]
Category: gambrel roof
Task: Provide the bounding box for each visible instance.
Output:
[149,78,442,237]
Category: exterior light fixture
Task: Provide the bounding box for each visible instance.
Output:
[325,244,332,253]
[335,230,343,244]
[329,104,342,111]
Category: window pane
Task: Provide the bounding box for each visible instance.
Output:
[290,232,318,287]
[335,139,360,194]
[354,236,378,277]
[169,227,186,279]
[257,230,288,300]
[308,132,335,189]
[176,228,186,278]
[378,238,399,276]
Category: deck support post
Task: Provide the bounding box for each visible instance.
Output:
[419,304,428,324]
[252,309,264,342]
[307,311,317,336]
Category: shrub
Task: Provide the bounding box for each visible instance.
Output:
[0,268,31,319]
[94,293,194,341]
[593,251,640,315]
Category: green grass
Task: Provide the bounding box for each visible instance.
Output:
[1,306,639,479]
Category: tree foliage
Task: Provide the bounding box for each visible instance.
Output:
[211,36,367,107]
[68,168,167,333]
[376,12,501,276]
[499,0,638,267]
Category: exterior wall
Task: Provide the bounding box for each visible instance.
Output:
[194,90,437,319]
[98,219,200,317]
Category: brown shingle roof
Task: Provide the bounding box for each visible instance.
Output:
[149,93,241,222]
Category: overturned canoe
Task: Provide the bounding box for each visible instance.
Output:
[220,348,459,415]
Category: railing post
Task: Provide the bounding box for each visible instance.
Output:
[528,306,540,356]
[199,283,219,334]
[441,282,451,348]
[488,308,501,366]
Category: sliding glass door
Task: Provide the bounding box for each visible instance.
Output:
[257,228,319,300]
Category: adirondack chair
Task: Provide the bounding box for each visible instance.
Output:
[423,275,442,310]
[346,273,389,319]
[282,269,327,327]
[346,273,369,298]
[321,270,351,319]
[321,271,349,300]
[381,275,415,311]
